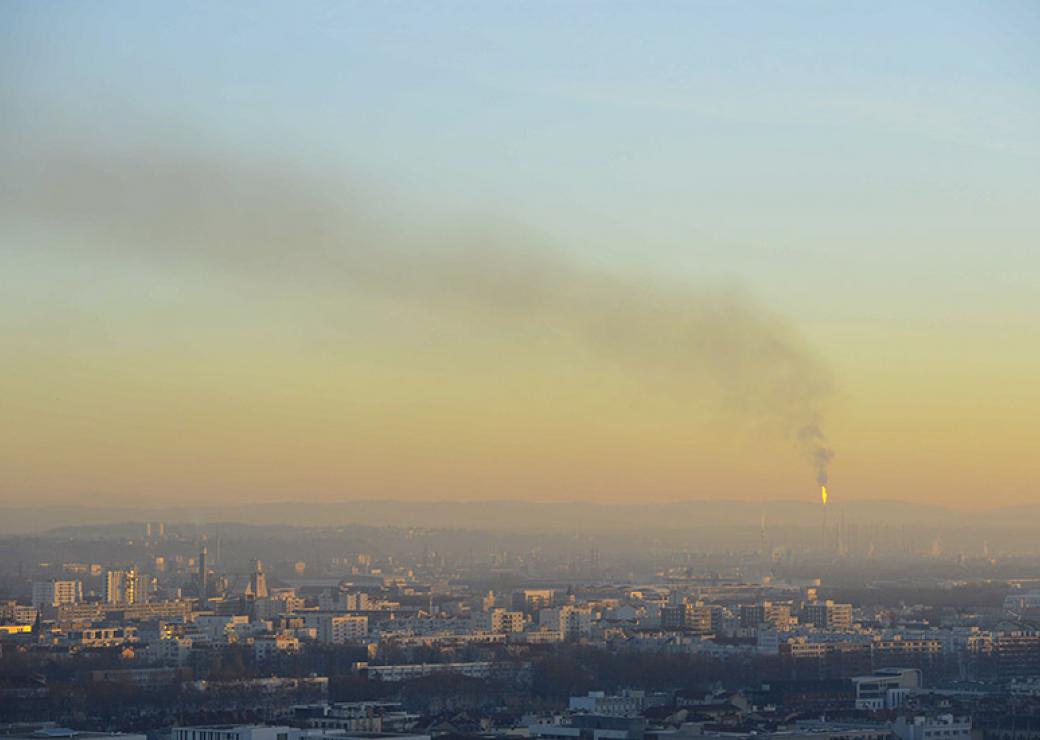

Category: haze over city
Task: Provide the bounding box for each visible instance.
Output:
[9,5,1040,740]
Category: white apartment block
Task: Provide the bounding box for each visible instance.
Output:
[173,727,292,740]
[540,605,594,640]
[194,614,250,643]
[893,715,972,740]
[852,668,922,710]
[174,727,428,740]
[254,633,301,660]
[147,636,194,666]
[305,613,368,644]
[569,690,646,717]
[357,660,507,682]
[474,608,525,633]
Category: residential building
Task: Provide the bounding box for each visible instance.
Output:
[106,567,144,605]
[569,690,648,717]
[806,601,853,630]
[893,715,972,740]
[305,613,368,644]
[32,579,82,609]
[851,668,922,710]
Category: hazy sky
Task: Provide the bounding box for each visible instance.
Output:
[2,1,1038,507]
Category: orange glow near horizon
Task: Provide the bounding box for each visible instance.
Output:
[2,3,1039,510]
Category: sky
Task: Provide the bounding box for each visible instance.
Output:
[1,1,1038,508]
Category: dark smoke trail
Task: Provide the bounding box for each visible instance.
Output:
[0,140,837,492]
[799,424,835,486]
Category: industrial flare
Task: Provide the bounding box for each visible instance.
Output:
[799,424,834,506]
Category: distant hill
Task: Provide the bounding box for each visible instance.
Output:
[0,498,1036,535]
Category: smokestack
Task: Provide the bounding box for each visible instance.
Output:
[821,504,828,553]
[198,547,208,607]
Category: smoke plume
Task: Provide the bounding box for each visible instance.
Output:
[799,424,835,486]
[0,142,836,491]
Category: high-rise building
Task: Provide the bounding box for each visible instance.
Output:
[805,600,853,630]
[106,569,126,604]
[685,603,718,634]
[246,559,268,599]
[126,567,143,605]
[663,600,720,633]
[540,604,592,640]
[198,547,208,605]
[740,604,767,628]
[660,605,685,630]
[32,580,82,609]
[106,567,144,605]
